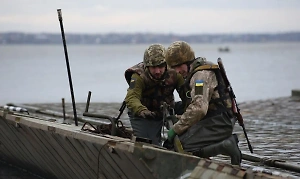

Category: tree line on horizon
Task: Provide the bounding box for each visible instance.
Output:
[0,32,300,44]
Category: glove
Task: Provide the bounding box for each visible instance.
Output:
[167,128,177,142]
[139,109,156,119]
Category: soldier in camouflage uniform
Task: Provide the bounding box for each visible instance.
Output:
[165,41,241,165]
[124,44,185,146]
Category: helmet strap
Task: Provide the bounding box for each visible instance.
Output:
[186,58,196,74]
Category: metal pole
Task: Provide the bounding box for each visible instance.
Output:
[242,153,300,173]
[85,91,92,113]
[57,9,78,126]
[62,98,66,123]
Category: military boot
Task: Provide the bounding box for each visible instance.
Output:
[194,134,242,165]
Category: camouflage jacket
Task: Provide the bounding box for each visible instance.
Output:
[124,62,185,119]
[173,58,233,135]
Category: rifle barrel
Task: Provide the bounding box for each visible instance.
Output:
[242,125,253,153]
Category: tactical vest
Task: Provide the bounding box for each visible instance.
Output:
[179,58,234,152]
[125,62,180,119]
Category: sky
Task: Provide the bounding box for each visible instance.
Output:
[1,0,300,35]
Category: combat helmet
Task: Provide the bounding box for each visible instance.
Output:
[143,44,166,67]
[165,41,195,67]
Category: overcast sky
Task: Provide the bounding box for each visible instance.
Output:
[1,0,300,35]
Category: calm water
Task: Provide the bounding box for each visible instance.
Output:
[0,43,300,178]
[0,43,300,105]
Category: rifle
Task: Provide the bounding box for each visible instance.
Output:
[161,102,185,154]
[217,58,253,153]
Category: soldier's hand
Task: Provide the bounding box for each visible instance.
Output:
[139,109,156,119]
[167,128,177,142]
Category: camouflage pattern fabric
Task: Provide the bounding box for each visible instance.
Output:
[173,70,218,134]
[124,62,185,119]
[173,58,233,135]
[165,41,195,67]
[143,44,166,67]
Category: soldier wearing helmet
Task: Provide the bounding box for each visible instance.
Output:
[165,41,241,165]
[124,44,185,146]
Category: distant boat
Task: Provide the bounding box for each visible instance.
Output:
[218,47,230,52]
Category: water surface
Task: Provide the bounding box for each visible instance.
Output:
[1,42,299,105]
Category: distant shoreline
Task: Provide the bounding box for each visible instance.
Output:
[1,32,300,44]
